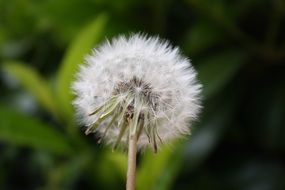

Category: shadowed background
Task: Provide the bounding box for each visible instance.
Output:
[0,0,285,189]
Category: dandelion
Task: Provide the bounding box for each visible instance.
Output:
[72,34,202,190]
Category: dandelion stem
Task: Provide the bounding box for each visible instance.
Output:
[126,133,137,190]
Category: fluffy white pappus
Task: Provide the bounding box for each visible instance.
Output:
[72,34,202,152]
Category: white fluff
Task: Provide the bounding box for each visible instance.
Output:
[72,34,202,151]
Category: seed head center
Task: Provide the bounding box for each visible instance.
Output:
[113,76,159,120]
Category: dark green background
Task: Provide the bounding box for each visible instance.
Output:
[0,0,285,189]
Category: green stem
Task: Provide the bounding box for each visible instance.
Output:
[126,133,137,190]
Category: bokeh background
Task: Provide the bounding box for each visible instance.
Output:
[1,0,285,189]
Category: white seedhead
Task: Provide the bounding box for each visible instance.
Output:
[72,34,202,152]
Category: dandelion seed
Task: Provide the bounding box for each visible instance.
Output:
[72,34,202,190]
[72,34,202,149]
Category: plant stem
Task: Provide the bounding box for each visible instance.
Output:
[126,134,137,190]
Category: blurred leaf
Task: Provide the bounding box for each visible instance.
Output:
[197,51,246,98]
[183,99,235,171]
[186,0,238,29]
[0,106,73,155]
[2,61,60,119]
[137,142,183,190]
[245,76,285,150]
[105,151,127,177]
[89,150,127,189]
[56,13,108,120]
[45,149,126,190]
[184,21,222,56]
[46,153,91,189]
[154,147,184,190]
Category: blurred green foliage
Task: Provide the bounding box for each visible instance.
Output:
[0,0,285,189]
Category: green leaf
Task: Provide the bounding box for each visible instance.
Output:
[2,61,60,119]
[0,106,73,155]
[56,13,108,119]
[183,102,235,171]
[184,21,222,56]
[137,141,183,190]
[91,150,127,189]
[46,153,91,189]
[104,151,127,178]
[197,51,247,98]
[186,0,238,29]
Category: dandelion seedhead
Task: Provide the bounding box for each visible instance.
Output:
[72,34,202,152]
